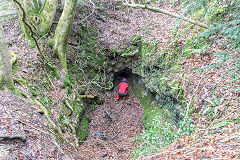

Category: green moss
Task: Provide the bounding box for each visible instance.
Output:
[0,78,7,90]
[49,38,54,48]
[121,45,139,57]
[10,51,18,67]
[63,77,71,87]
[19,21,32,40]
[38,1,54,35]
[75,23,107,71]
[128,75,177,129]
[58,52,68,74]
[77,114,91,142]
[29,85,39,96]
[45,61,60,79]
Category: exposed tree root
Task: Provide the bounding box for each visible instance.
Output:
[64,99,74,112]
[15,90,79,150]
[0,135,26,142]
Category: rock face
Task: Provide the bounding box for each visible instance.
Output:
[106,57,131,73]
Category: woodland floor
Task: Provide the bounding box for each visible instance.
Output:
[78,92,144,159]
[0,91,70,160]
[0,90,143,159]
[1,0,240,159]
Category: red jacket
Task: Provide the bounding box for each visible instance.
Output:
[118,82,128,93]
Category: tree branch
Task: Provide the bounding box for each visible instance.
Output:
[12,0,46,60]
[123,3,209,29]
[79,95,95,99]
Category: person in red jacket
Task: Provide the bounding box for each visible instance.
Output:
[116,78,129,101]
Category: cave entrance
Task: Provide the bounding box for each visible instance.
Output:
[113,68,133,85]
[113,68,181,127]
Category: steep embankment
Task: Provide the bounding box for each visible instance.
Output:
[78,92,144,159]
[0,90,144,159]
[79,1,240,159]
[0,91,72,159]
[1,0,239,159]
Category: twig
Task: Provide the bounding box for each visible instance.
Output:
[18,120,50,135]
[79,95,95,99]
[219,133,239,143]
[64,99,74,112]
[12,0,46,60]
[68,42,79,46]
[92,81,113,90]
[78,0,95,24]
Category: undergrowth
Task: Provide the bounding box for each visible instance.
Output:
[130,1,240,158]
[129,29,196,158]
[183,0,240,105]
[131,112,193,159]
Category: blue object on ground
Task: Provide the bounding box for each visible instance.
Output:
[93,132,106,137]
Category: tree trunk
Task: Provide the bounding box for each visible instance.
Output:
[39,0,57,35]
[14,0,57,38]
[52,0,77,73]
[0,23,13,90]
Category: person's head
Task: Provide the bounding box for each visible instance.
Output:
[122,78,127,82]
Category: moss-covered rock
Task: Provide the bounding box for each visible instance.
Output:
[77,114,91,142]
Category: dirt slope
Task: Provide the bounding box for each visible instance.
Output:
[87,1,240,159]
[78,92,144,159]
[0,91,71,160]
[0,90,144,160]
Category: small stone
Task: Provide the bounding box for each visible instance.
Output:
[176,145,183,149]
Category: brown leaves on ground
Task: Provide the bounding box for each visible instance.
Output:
[1,0,239,159]
[144,125,240,160]
[0,91,72,160]
[84,1,240,159]
[78,92,144,159]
